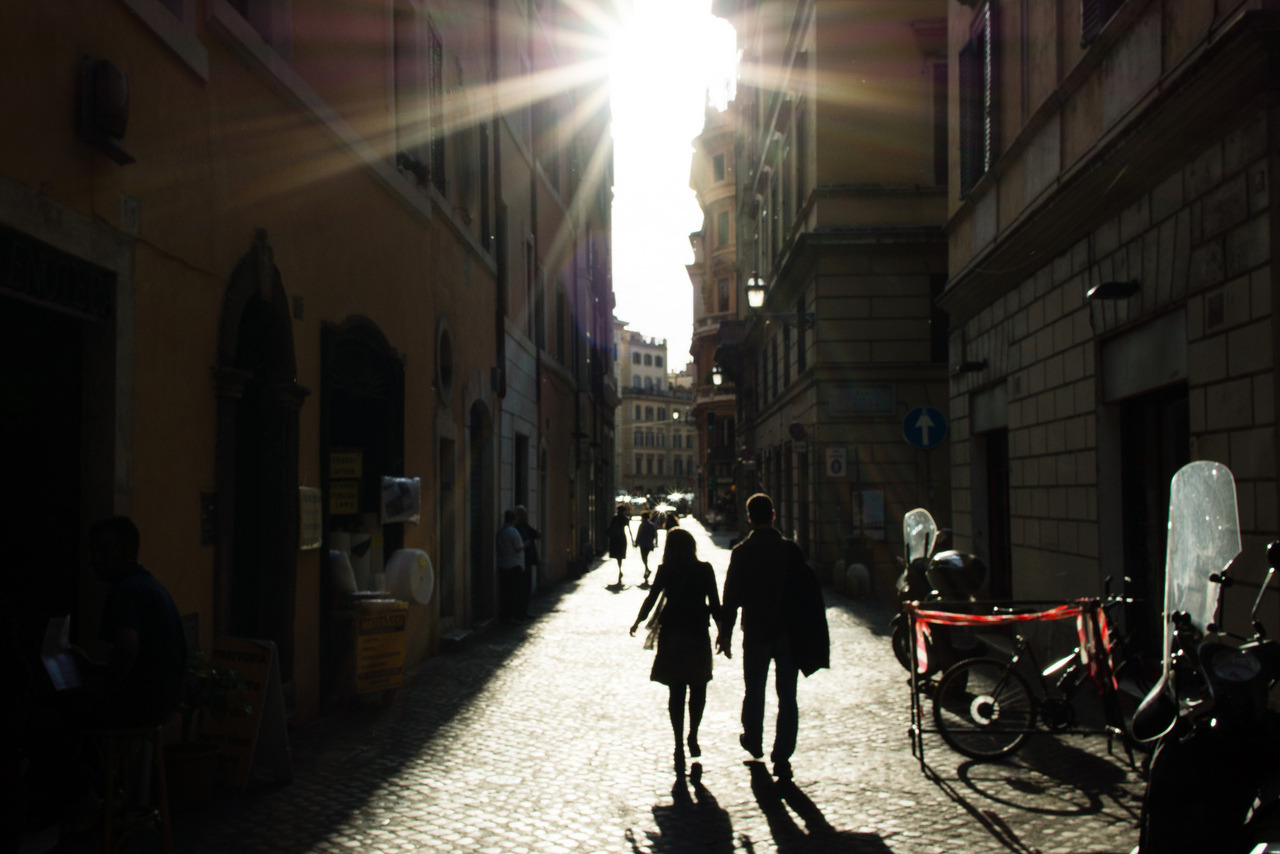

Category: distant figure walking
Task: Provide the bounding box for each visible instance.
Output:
[606,504,633,586]
[631,528,721,774]
[635,511,658,587]
[496,509,529,622]
[716,493,829,781]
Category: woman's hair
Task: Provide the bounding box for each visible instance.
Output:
[661,527,697,566]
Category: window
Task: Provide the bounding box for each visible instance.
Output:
[645,407,654,421]
[655,356,663,369]
[1081,0,1124,46]
[675,458,683,475]
[646,456,654,475]
[632,352,641,364]
[717,210,730,247]
[643,354,653,366]
[646,431,654,447]
[657,433,665,448]
[634,429,642,446]
[796,297,808,373]
[425,22,445,195]
[657,407,666,420]
[713,153,725,182]
[657,457,664,475]
[634,405,642,419]
[782,323,791,387]
[717,277,730,313]
[635,454,642,474]
[673,433,681,449]
[959,3,1000,196]
[644,377,654,391]
[633,377,642,389]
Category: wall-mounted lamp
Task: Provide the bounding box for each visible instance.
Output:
[711,366,723,386]
[951,359,988,377]
[745,271,815,330]
[1086,279,1140,300]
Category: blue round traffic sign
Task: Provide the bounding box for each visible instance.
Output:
[903,406,947,449]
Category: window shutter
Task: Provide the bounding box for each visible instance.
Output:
[958,38,980,195]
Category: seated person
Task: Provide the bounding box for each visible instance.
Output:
[87,515,188,728]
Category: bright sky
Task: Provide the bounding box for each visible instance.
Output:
[609,0,737,367]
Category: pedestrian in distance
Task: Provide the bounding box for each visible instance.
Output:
[606,504,634,587]
[716,493,829,781]
[630,527,721,775]
[635,511,658,587]
[496,509,530,622]
[514,505,540,620]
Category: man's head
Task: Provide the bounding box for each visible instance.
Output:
[90,516,141,581]
[503,509,517,525]
[745,493,775,528]
[514,505,528,524]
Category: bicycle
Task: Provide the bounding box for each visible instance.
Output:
[929,595,1146,761]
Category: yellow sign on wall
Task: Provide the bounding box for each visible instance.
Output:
[329,480,359,515]
[330,450,362,479]
[355,601,407,694]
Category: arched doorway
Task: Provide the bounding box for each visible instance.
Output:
[468,400,495,623]
[214,230,307,683]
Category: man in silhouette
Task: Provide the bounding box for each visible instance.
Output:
[716,493,828,780]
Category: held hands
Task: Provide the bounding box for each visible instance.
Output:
[715,632,732,658]
[629,622,639,637]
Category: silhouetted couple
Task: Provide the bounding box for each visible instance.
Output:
[631,493,829,779]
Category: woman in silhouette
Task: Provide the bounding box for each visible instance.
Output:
[606,504,633,585]
[630,528,721,773]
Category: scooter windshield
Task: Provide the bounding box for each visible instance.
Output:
[1162,460,1240,674]
[903,508,937,563]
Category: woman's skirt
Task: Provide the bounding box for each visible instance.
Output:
[650,625,712,686]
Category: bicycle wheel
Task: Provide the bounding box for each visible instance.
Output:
[932,657,1036,760]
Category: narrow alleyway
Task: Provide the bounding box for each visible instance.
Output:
[172,519,1144,853]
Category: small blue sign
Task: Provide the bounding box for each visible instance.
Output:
[903,406,947,449]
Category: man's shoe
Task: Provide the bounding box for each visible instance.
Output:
[739,733,763,761]
[772,760,792,780]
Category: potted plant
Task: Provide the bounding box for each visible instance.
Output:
[166,651,251,808]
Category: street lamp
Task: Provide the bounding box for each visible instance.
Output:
[711,366,723,386]
[745,272,767,309]
[744,271,815,330]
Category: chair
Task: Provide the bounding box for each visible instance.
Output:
[93,725,172,854]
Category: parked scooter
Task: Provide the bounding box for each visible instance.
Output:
[1132,460,1280,853]
[890,508,987,676]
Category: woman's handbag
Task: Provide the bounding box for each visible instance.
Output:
[642,591,666,650]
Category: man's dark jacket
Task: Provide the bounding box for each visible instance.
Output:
[721,526,830,676]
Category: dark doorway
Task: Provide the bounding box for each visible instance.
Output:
[1120,384,1189,655]
[319,317,405,700]
[438,439,457,618]
[469,401,494,623]
[215,232,305,684]
[981,428,1012,599]
[0,297,84,645]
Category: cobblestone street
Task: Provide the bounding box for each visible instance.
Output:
[172,518,1145,853]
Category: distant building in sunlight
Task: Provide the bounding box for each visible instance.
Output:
[613,323,696,500]
[0,0,616,721]
[709,0,950,585]
[688,98,742,529]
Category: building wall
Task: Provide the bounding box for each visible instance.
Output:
[0,0,612,724]
[941,1,1278,627]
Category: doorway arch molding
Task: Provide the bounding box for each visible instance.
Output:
[212,230,308,680]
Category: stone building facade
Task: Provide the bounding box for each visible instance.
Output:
[940,0,1278,646]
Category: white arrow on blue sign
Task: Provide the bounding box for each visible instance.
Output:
[903,406,947,449]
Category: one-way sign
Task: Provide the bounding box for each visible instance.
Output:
[903,405,947,449]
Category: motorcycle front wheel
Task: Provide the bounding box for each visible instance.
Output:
[932,657,1035,760]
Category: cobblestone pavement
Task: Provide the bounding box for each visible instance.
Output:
[171,519,1145,853]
